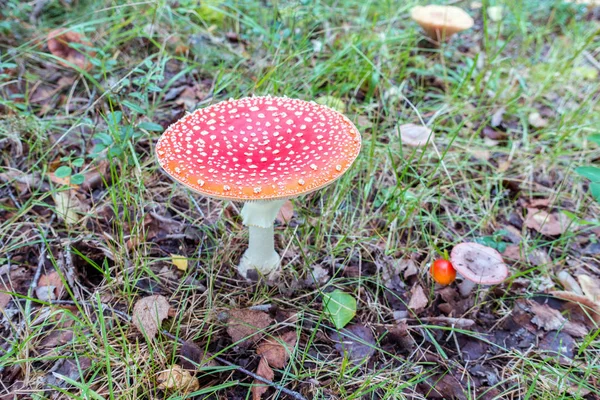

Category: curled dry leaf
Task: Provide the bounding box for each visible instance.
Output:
[557,270,583,295]
[525,208,570,236]
[156,365,199,392]
[252,357,274,400]
[226,309,272,347]
[550,291,600,324]
[47,29,95,71]
[132,295,172,339]
[398,123,434,147]
[36,271,65,301]
[577,274,600,302]
[256,331,297,369]
[407,284,428,311]
[275,200,294,224]
[530,302,587,338]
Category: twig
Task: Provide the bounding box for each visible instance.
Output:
[45,300,308,400]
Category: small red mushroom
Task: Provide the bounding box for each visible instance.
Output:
[430,259,456,285]
[155,96,362,279]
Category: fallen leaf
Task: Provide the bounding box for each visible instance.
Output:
[132,295,172,339]
[530,301,588,337]
[525,208,570,236]
[308,264,330,285]
[46,357,91,389]
[531,302,567,331]
[539,331,575,361]
[398,123,434,147]
[0,283,11,311]
[275,200,294,224]
[226,309,272,347]
[550,291,600,324]
[577,274,600,302]
[256,331,297,369]
[408,284,428,312]
[47,29,95,71]
[52,190,87,225]
[557,270,583,295]
[323,290,356,329]
[398,258,418,279]
[528,112,548,128]
[331,323,376,362]
[36,270,64,301]
[156,365,199,392]
[171,254,188,271]
[179,340,219,371]
[252,357,274,400]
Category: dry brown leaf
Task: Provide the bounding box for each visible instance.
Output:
[557,270,583,295]
[252,357,274,400]
[52,190,87,225]
[408,284,428,311]
[256,331,297,369]
[525,208,569,236]
[531,302,567,331]
[47,29,95,71]
[133,295,172,339]
[156,365,199,392]
[577,275,600,303]
[398,123,434,147]
[226,309,272,347]
[36,270,65,301]
[551,291,600,323]
[0,283,11,311]
[275,200,294,224]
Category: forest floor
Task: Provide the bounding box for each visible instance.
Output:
[1,0,600,399]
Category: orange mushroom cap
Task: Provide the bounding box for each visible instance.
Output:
[430,259,457,285]
[410,5,474,41]
[155,96,361,201]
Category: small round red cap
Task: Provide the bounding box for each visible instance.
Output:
[450,242,508,285]
[155,96,361,201]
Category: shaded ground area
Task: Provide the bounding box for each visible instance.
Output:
[1,0,600,398]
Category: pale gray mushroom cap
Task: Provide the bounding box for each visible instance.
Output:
[450,242,509,284]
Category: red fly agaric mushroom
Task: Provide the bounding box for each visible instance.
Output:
[450,242,509,296]
[410,5,474,42]
[155,96,361,279]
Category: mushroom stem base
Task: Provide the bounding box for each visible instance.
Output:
[459,279,477,297]
[238,225,281,279]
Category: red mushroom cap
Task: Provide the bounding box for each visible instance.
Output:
[155,96,361,201]
[450,242,508,285]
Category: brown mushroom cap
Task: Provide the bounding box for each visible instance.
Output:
[410,5,474,40]
[450,242,508,285]
[155,96,361,201]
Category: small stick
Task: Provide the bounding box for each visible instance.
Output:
[46,300,308,400]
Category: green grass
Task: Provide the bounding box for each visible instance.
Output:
[1,0,600,398]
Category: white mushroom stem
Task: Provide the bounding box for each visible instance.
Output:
[237,199,286,279]
[458,278,477,297]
